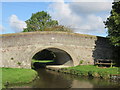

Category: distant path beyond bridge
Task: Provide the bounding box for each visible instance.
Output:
[0,31,114,68]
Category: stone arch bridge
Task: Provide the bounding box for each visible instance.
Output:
[0,31,114,68]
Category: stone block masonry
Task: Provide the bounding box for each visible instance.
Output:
[0,31,114,68]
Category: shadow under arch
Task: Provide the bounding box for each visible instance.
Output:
[31,47,74,69]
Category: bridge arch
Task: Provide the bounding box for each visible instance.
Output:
[30,47,74,68]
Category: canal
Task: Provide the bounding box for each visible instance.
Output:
[10,68,120,88]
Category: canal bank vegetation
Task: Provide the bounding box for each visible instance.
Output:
[2,68,37,88]
[58,65,120,79]
[32,59,54,63]
[31,59,54,69]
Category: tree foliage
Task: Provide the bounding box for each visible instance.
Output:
[23,11,72,33]
[44,25,73,33]
[104,1,120,46]
[23,11,58,32]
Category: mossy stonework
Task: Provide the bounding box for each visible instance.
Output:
[0,31,114,68]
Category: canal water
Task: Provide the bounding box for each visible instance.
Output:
[10,68,120,88]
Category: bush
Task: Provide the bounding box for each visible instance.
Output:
[98,71,110,79]
[88,71,94,77]
[92,72,100,78]
[80,60,84,64]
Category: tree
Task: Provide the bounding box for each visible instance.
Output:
[104,1,120,66]
[23,11,58,32]
[23,11,73,32]
[104,1,120,46]
[44,25,73,33]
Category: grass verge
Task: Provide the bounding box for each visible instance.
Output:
[32,59,54,63]
[0,68,2,90]
[2,68,37,88]
[59,65,120,79]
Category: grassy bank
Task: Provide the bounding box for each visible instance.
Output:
[1,68,37,88]
[32,59,54,63]
[59,65,120,79]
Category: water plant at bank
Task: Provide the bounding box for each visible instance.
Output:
[1,68,37,88]
[57,65,120,79]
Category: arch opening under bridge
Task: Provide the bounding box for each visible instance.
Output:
[31,48,74,69]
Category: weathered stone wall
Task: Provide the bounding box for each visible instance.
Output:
[0,31,114,68]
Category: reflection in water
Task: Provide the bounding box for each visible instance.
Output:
[31,69,120,88]
[71,80,93,88]
[32,69,72,88]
